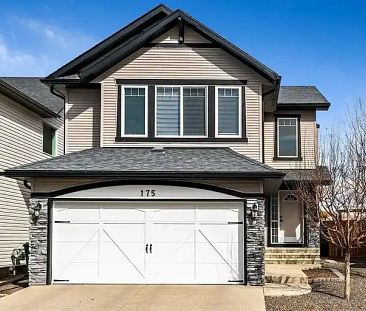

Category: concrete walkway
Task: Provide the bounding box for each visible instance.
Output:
[0,285,265,311]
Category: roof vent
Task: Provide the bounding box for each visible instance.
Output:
[151,147,165,153]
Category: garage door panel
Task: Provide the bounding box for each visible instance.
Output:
[53,224,99,242]
[151,208,195,222]
[99,241,145,264]
[148,263,194,283]
[196,208,241,222]
[101,224,146,242]
[99,263,146,283]
[196,263,242,283]
[150,223,194,242]
[197,225,243,243]
[101,206,147,222]
[53,241,99,262]
[196,242,242,264]
[53,263,99,282]
[150,242,194,263]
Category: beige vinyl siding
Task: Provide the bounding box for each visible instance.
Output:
[152,25,211,44]
[65,88,101,153]
[96,46,267,161]
[0,92,63,267]
[33,176,263,194]
[263,110,317,169]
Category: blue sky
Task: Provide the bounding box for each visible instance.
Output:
[0,0,365,129]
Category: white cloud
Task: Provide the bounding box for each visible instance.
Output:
[0,16,96,76]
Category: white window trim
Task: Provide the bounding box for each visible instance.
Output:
[155,85,208,138]
[277,117,299,158]
[121,85,148,137]
[214,86,242,138]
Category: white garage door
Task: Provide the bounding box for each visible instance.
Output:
[52,201,244,284]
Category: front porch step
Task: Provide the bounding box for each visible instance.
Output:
[265,247,320,265]
[266,247,320,253]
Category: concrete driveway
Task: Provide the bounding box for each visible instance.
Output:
[0,285,265,311]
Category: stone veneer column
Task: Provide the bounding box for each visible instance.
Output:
[28,198,49,285]
[245,198,265,285]
[306,220,320,248]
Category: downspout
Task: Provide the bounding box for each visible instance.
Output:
[50,85,66,155]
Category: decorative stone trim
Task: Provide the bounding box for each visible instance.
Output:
[246,198,265,285]
[28,198,48,285]
[306,221,320,248]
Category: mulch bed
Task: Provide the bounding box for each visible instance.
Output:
[266,261,366,311]
[303,268,337,279]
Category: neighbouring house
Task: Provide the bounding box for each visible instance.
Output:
[2,4,330,285]
[0,77,64,274]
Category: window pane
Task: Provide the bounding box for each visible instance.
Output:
[156,87,180,136]
[217,88,239,135]
[278,119,297,157]
[183,88,206,136]
[124,88,145,135]
[43,124,55,155]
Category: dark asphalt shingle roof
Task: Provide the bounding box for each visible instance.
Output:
[0,77,63,115]
[278,86,330,109]
[4,147,284,178]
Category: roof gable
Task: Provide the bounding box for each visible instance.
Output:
[47,4,172,79]
[44,5,279,85]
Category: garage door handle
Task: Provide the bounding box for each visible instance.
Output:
[145,244,148,254]
[149,244,152,254]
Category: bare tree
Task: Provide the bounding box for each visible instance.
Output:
[294,101,366,300]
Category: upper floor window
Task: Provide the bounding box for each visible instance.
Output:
[156,86,207,137]
[277,117,298,158]
[43,123,56,156]
[215,87,241,137]
[121,86,147,137]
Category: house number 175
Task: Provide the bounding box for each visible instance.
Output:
[140,189,156,197]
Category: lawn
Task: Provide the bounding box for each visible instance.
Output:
[265,261,366,311]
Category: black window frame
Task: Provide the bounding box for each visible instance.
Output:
[115,79,248,143]
[273,114,302,161]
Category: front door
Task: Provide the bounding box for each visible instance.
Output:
[279,192,303,243]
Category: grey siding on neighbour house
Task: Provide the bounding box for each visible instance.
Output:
[0,92,63,268]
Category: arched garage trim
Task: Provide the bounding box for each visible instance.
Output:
[33,179,256,199]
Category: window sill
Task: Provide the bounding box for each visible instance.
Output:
[115,137,248,143]
[273,156,303,161]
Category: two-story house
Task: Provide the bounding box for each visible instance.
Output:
[3,5,330,286]
[0,77,63,274]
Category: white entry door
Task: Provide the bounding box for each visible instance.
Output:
[52,201,244,284]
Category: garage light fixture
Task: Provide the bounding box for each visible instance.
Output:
[30,202,43,224]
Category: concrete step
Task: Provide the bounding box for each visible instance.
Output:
[266,258,321,264]
[265,274,308,285]
[264,283,312,296]
[265,253,319,258]
[266,247,320,254]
